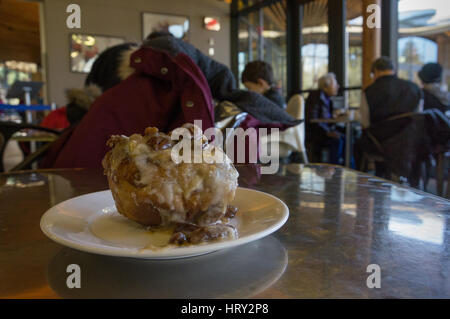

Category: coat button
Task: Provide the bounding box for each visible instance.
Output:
[186,101,194,107]
[160,67,168,75]
[134,57,142,63]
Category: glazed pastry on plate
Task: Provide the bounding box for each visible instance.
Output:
[102,123,239,245]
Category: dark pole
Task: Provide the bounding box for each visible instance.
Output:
[230,0,239,82]
[381,0,398,69]
[258,7,264,60]
[286,0,302,99]
[328,0,346,94]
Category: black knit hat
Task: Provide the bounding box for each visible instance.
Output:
[85,42,138,92]
[418,63,442,84]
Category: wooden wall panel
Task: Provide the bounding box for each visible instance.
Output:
[0,0,40,63]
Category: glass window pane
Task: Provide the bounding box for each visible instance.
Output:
[238,14,259,89]
[263,0,287,97]
[346,0,363,107]
[301,0,329,90]
[397,0,450,88]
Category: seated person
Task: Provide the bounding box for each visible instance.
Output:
[46,33,299,168]
[41,42,137,131]
[418,63,449,115]
[305,72,344,164]
[359,56,423,129]
[40,107,70,130]
[241,61,285,108]
[355,57,423,174]
[40,42,137,168]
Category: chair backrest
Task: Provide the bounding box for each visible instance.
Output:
[0,132,4,170]
[286,94,305,144]
[260,94,309,163]
[0,122,61,172]
[286,94,305,120]
[286,94,308,162]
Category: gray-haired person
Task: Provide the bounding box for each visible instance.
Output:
[305,72,344,164]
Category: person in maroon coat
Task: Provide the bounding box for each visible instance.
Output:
[49,46,215,168]
[45,34,299,169]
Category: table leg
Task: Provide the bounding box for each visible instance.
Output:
[437,153,443,197]
[345,122,351,167]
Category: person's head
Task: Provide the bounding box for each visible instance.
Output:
[85,42,138,91]
[418,63,442,84]
[371,56,395,80]
[145,31,174,41]
[67,42,138,125]
[241,61,275,94]
[318,72,339,97]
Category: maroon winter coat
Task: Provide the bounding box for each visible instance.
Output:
[47,47,214,169]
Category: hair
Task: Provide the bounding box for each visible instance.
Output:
[66,43,137,125]
[241,61,275,86]
[371,56,394,73]
[84,42,138,92]
[318,72,336,90]
[145,31,174,41]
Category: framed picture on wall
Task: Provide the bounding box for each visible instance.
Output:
[142,12,189,41]
[70,33,125,73]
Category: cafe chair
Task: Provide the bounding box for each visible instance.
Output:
[259,94,308,164]
[359,109,450,191]
[446,172,450,199]
[0,121,61,172]
[432,150,450,198]
[364,113,428,183]
[423,109,450,197]
[279,94,308,163]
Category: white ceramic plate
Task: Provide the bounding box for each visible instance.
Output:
[40,187,289,259]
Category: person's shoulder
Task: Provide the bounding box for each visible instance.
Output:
[54,107,67,115]
[396,77,420,91]
[306,89,320,100]
[264,88,284,106]
[364,82,375,93]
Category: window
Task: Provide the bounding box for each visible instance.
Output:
[263,2,287,96]
[301,0,328,91]
[346,0,363,107]
[397,0,450,87]
[236,1,287,96]
[0,61,35,102]
[398,36,438,84]
[301,44,328,90]
[237,14,259,88]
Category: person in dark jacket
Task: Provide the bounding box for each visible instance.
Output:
[359,56,423,128]
[418,62,449,115]
[305,72,343,164]
[241,61,285,108]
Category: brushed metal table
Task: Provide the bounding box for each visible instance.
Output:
[0,164,449,298]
